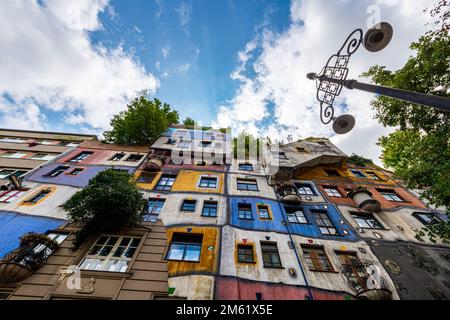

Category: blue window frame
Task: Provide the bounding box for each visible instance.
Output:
[351,169,366,178]
[68,151,93,163]
[239,163,253,171]
[166,233,202,262]
[295,183,316,196]
[143,198,166,221]
[46,166,69,177]
[155,175,176,191]
[238,203,253,220]
[181,199,196,212]
[202,201,218,217]
[199,177,218,188]
[237,178,258,191]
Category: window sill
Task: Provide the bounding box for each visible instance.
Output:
[79,270,133,279]
[263,265,284,269]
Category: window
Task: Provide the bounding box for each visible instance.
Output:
[378,189,403,202]
[45,166,70,177]
[66,142,80,147]
[110,153,125,161]
[296,147,308,153]
[238,203,253,220]
[337,252,367,292]
[199,177,218,188]
[317,141,327,146]
[285,206,307,224]
[0,169,15,178]
[200,141,212,148]
[166,233,202,262]
[143,198,166,221]
[80,236,141,273]
[0,189,27,203]
[67,168,84,175]
[166,138,176,145]
[324,186,342,198]
[23,189,52,204]
[239,163,253,171]
[202,201,218,217]
[350,169,366,178]
[181,199,196,212]
[302,246,334,272]
[352,213,383,229]
[365,171,381,180]
[69,151,93,163]
[237,244,255,263]
[295,183,315,196]
[413,212,442,226]
[312,210,337,235]
[155,175,176,191]
[237,178,258,191]
[257,204,271,220]
[137,172,157,184]
[324,169,341,177]
[261,242,282,268]
[38,140,55,145]
[0,137,27,143]
[0,152,27,159]
[30,153,57,161]
[178,140,191,149]
[276,152,287,160]
[196,161,207,166]
[125,154,143,162]
[0,169,28,179]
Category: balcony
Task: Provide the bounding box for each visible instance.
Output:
[0,233,60,284]
[347,187,381,212]
[143,155,166,172]
[277,184,302,204]
[341,261,393,300]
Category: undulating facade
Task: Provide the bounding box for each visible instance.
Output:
[0,127,448,300]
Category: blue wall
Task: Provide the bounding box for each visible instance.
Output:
[26,163,136,188]
[0,211,66,258]
[229,197,358,241]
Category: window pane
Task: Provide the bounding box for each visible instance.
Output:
[184,245,201,261]
[167,244,185,260]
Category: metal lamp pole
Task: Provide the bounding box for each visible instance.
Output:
[307,24,450,134]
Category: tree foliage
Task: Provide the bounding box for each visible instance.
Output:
[63,169,146,247]
[104,94,179,145]
[347,153,374,167]
[363,1,450,241]
[233,131,261,160]
[183,117,197,128]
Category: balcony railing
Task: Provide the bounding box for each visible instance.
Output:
[277,184,302,203]
[0,233,59,283]
[341,261,393,300]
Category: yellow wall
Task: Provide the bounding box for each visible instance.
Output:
[296,164,395,185]
[134,170,162,190]
[172,171,224,193]
[166,226,219,276]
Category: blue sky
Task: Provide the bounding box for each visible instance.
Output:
[92,0,292,125]
[0,0,435,165]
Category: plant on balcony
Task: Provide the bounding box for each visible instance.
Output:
[19,233,60,251]
[63,169,146,248]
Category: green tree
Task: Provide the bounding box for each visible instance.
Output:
[104,94,179,145]
[63,169,146,247]
[183,117,197,127]
[233,131,261,160]
[363,1,450,241]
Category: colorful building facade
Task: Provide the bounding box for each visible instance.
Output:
[0,127,448,300]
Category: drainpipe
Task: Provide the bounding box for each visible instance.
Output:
[264,168,314,300]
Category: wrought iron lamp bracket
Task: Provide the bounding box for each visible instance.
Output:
[313,29,364,124]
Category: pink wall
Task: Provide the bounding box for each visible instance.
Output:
[216,277,349,300]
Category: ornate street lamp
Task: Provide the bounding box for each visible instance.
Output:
[307,22,450,135]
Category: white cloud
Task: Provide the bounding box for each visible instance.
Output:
[177,63,192,74]
[213,0,434,166]
[175,1,192,32]
[162,45,171,59]
[0,0,159,131]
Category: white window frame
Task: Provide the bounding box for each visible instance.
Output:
[0,152,27,159]
[79,235,141,273]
